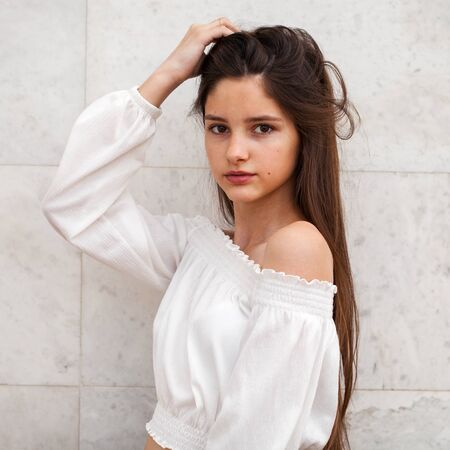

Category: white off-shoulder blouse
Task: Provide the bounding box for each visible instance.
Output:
[40,84,340,450]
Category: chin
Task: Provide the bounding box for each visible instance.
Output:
[226,191,261,204]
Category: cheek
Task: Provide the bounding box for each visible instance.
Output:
[259,145,297,180]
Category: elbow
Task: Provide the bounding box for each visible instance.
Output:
[41,205,68,241]
[40,184,56,218]
[40,193,54,229]
[40,193,72,242]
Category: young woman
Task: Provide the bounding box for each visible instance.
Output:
[41,17,360,450]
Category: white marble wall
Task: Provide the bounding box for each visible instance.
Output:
[1,1,448,449]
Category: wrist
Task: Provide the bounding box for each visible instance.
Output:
[153,63,185,87]
[138,69,182,108]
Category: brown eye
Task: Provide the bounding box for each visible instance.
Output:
[207,123,274,135]
[255,124,274,134]
[208,124,228,134]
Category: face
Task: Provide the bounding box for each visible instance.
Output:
[204,75,300,205]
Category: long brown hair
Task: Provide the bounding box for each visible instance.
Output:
[188,25,360,450]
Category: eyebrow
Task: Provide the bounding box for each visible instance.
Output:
[204,114,283,123]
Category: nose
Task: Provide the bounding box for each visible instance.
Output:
[226,133,249,161]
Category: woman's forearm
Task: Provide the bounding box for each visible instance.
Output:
[137,68,182,108]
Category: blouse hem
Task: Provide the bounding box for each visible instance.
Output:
[146,402,207,450]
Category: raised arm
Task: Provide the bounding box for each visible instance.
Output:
[40,78,199,293]
[41,18,242,295]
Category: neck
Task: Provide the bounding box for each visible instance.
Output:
[229,177,306,249]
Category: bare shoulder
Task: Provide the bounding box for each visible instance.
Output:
[263,221,334,284]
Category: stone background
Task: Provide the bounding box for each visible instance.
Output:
[0,1,449,449]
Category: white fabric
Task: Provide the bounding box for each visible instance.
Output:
[41,85,340,450]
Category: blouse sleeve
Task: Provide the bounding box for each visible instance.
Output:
[40,85,200,293]
[205,270,340,450]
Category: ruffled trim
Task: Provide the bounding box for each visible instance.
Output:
[258,267,338,294]
[221,227,260,269]
[212,221,338,295]
[145,402,208,450]
[145,423,173,449]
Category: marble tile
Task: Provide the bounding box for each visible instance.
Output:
[134,167,213,218]
[0,0,85,165]
[315,1,450,173]
[81,256,159,387]
[347,389,450,450]
[2,1,450,449]
[80,386,156,450]
[86,1,210,169]
[342,171,450,389]
[0,167,80,385]
[0,386,78,450]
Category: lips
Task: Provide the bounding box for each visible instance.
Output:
[225,171,255,176]
[225,173,256,185]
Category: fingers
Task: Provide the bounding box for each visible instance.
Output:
[212,25,235,40]
[189,17,240,50]
[205,17,240,44]
[208,16,241,33]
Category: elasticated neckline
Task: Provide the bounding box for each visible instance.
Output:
[195,215,338,296]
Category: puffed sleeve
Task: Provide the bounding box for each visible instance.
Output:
[41,85,201,293]
[205,269,340,450]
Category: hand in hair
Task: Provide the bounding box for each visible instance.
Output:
[157,17,241,84]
